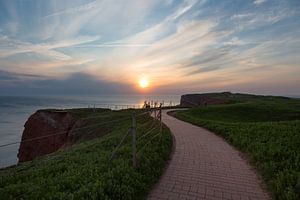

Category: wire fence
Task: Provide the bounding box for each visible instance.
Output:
[0,117,131,148]
[0,101,168,168]
[1,106,164,199]
[108,105,164,168]
[86,100,178,111]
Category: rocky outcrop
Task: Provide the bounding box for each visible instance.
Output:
[18,110,76,162]
[180,92,231,107]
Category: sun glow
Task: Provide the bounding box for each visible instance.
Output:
[139,78,149,88]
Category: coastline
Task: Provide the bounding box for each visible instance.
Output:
[0,95,180,168]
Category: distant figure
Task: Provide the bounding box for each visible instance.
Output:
[143,101,150,109]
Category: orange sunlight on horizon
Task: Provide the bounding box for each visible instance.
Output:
[139,78,149,89]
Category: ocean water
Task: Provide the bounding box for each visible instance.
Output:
[0,95,180,168]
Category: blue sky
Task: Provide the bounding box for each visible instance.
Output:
[0,0,299,95]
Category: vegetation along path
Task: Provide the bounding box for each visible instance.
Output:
[148,110,270,200]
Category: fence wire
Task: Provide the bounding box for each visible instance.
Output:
[1,103,168,170]
[0,116,131,148]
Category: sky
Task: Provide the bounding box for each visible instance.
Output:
[0,0,299,96]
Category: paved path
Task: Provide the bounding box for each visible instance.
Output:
[148,110,270,200]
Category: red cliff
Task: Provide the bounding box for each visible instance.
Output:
[18,110,76,162]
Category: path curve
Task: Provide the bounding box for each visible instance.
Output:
[148,110,270,200]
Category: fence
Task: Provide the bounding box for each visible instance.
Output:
[0,102,167,168]
[109,105,163,168]
[87,100,178,111]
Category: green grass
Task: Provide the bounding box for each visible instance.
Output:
[184,100,300,122]
[0,109,173,200]
[175,99,300,200]
[190,92,294,104]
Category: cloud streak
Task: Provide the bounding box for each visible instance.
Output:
[0,35,99,60]
[253,0,267,5]
[0,70,135,95]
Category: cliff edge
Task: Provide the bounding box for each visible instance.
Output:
[18,110,76,162]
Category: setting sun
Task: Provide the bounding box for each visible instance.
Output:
[139,78,149,88]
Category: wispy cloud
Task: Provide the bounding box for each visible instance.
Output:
[253,0,267,5]
[166,0,202,20]
[0,35,99,60]
[74,43,155,48]
[231,11,289,32]
[43,0,99,19]
[0,70,48,82]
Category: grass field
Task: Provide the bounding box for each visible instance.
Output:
[175,95,300,200]
[0,109,173,199]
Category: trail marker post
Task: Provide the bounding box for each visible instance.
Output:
[159,103,162,135]
[131,111,137,168]
[154,103,157,118]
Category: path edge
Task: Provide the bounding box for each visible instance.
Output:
[146,120,177,198]
[168,109,272,200]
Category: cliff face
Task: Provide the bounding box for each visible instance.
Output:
[180,93,230,107]
[18,110,76,163]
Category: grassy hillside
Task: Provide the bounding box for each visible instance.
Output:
[175,97,300,200]
[0,109,173,199]
[190,92,294,104]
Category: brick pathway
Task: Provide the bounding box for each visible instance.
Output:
[148,110,270,200]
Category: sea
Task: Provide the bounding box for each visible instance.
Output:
[0,95,180,169]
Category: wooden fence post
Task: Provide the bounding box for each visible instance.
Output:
[132,111,137,168]
[159,103,162,134]
[154,102,157,119]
